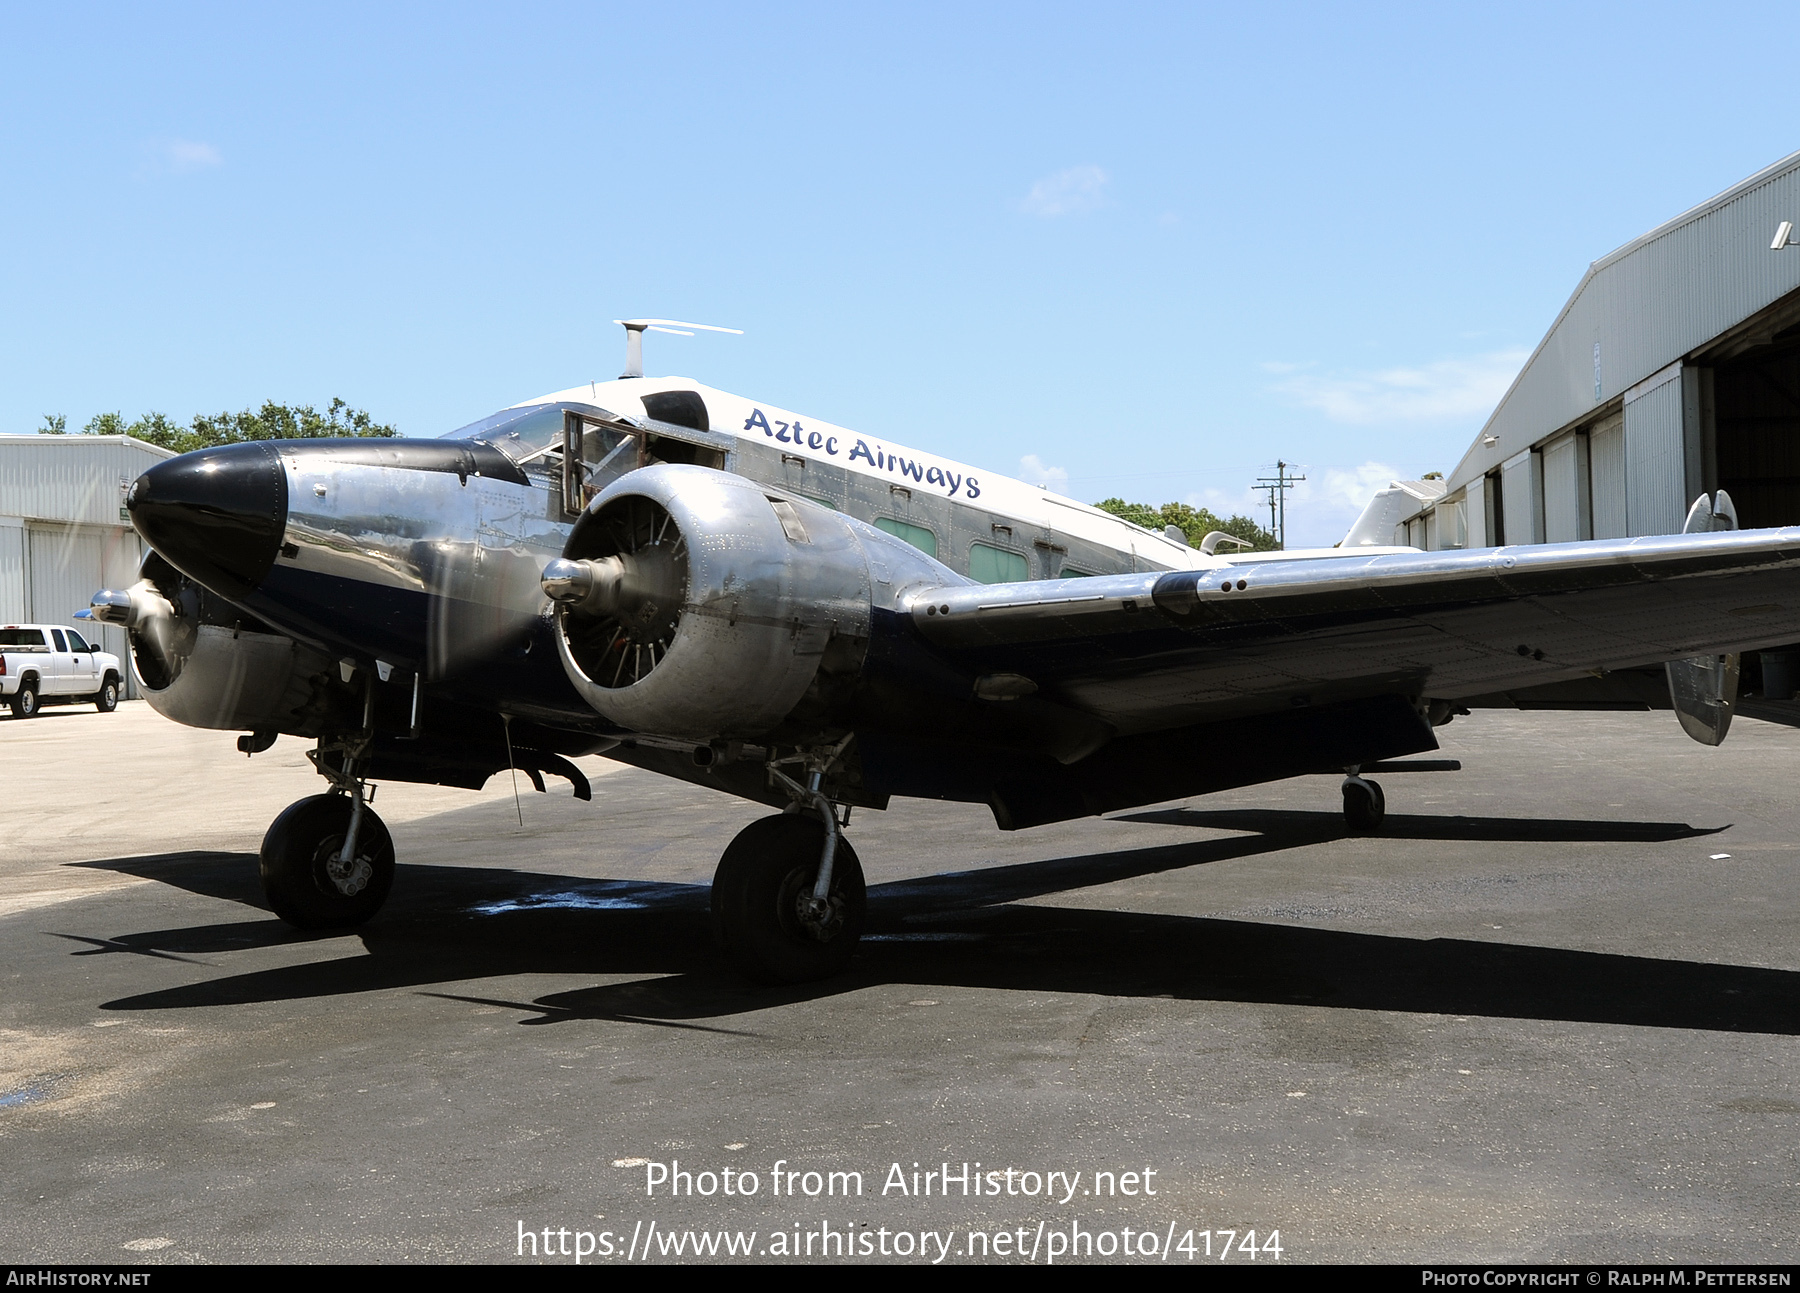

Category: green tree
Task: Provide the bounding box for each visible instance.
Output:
[39,414,67,435]
[68,399,396,453]
[1092,497,1278,551]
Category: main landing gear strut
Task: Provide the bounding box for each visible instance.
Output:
[711,741,866,984]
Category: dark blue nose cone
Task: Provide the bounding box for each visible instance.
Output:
[128,441,288,599]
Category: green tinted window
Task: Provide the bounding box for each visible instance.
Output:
[970,543,1029,584]
[874,517,936,558]
[1059,567,1093,579]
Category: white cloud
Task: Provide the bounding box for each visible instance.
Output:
[1274,349,1528,426]
[1311,461,1404,515]
[1018,454,1069,492]
[141,137,223,175]
[1020,166,1108,217]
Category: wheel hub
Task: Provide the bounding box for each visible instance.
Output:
[791,883,844,942]
[321,842,373,896]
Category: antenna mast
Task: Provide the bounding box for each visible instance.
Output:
[613,318,744,378]
[1253,461,1305,550]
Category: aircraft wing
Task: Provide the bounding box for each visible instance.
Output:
[905,527,1800,737]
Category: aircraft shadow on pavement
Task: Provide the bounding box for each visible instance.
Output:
[60,807,1798,1037]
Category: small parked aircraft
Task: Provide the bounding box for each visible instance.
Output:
[92,322,1800,981]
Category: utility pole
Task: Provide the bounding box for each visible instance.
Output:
[1253,461,1305,550]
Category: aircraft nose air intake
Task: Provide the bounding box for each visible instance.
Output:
[127,440,288,599]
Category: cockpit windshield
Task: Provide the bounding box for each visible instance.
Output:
[438,403,569,464]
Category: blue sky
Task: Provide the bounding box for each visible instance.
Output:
[2,2,1794,544]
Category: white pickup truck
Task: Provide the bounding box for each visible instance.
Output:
[0,624,124,718]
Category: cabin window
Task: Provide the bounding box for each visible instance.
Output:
[1059,566,1094,579]
[970,543,1028,584]
[874,517,937,558]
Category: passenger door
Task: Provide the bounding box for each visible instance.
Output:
[63,628,99,693]
[45,629,73,695]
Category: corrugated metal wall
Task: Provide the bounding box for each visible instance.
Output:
[0,521,25,622]
[1591,414,1628,539]
[1449,150,1800,492]
[0,437,169,527]
[1624,368,1688,535]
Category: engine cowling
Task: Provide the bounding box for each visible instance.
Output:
[92,553,338,734]
[546,464,911,740]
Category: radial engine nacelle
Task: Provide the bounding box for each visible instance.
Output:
[543,463,946,740]
[91,553,338,735]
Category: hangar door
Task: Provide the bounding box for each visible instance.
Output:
[1713,324,1800,530]
[25,522,137,698]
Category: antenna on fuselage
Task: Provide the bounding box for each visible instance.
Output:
[614,318,744,379]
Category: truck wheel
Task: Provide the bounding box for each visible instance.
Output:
[10,682,39,719]
[95,676,119,713]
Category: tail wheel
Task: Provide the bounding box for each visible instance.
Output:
[260,794,396,929]
[1342,777,1386,833]
[711,814,865,983]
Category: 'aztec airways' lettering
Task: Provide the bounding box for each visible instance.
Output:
[742,407,980,500]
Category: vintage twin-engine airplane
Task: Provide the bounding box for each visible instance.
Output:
[93,323,1800,981]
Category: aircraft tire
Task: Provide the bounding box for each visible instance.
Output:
[1342,778,1385,833]
[711,814,865,984]
[260,794,396,929]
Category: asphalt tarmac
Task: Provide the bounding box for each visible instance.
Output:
[2,700,1798,1265]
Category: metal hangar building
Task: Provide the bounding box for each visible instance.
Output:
[1382,150,1800,552]
[0,434,175,699]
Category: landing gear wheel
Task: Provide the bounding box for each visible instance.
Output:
[10,682,38,719]
[711,814,866,984]
[1342,777,1386,833]
[260,793,396,929]
[94,676,119,713]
